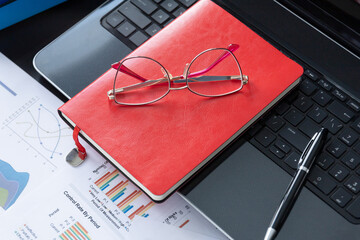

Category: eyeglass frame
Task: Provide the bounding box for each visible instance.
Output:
[107,44,249,106]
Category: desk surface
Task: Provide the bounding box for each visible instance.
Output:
[0,0,105,102]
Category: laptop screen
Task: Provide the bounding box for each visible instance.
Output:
[279,0,360,99]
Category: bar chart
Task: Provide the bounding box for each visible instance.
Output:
[59,222,91,240]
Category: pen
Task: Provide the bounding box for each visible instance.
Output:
[264,128,328,240]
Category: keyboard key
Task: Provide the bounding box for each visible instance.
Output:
[347,197,360,218]
[347,100,360,112]
[327,101,354,123]
[345,176,360,194]
[298,118,319,138]
[293,95,313,112]
[312,90,332,107]
[117,21,136,37]
[173,7,186,17]
[299,78,318,96]
[145,23,161,36]
[308,106,328,123]
[327,139,347,158]
[275,139,291,153]
[284,108,304,126]
[304,69,318,81]
[338,129,358,146]
[354,142,360,155]
[318,79,332,91]
[332,89,347,101]
[270,145,285,159]
[308,166,337,195]
[129,31,148,46]
[323,117,343,135]
[152,9,170,24]
[161,0,179,12]
[255,128,275,147]
[316,153,335,170]
[275,102,290,115]
[279,125,309,152]
[331,188,352,207]
[351,118,360,134]
[329,164,349,182]
[106,11,125,28]
[284,152,300,169]
[341,151,360,170]
[265,115,284,132]
[179,0,197,7]
[118,2,151,29]
[131,0,157,14]
[163,18,174,26]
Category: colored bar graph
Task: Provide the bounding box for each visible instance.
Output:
[59,222,91,240]
[94,170,119,191]
[119,191,142,211]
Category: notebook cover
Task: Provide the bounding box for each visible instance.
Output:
[58,0,303,201]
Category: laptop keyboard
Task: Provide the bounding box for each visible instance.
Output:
[101,0,197,49]
[248,69,360,224]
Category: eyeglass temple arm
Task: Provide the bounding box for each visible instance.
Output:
[185,43,239,79]
[111,63,148,82]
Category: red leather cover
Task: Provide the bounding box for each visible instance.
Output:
[59,0,303,200]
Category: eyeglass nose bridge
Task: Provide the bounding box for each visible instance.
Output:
[162,64,190,91]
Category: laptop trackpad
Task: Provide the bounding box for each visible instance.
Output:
[184,141,359,239]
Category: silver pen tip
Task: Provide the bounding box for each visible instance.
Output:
[264,228,277,240]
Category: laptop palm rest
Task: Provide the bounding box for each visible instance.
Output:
[183,141,360,239]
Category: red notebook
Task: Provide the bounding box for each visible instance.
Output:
[58,0,303,201]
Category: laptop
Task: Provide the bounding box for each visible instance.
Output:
[33,0,360,239]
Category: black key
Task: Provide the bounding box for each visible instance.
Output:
[332,89,347,101]
[270,146,285,159]
[318,79,332,91]
[153,0,161,2]
[255,128,276,147]
[327,139,347,158]
[163,18,174,27]
[117,21,136,37]
[304,69,318,81]
[129,31,148,46]
[312,90,332,107]
[351,118,360,134]
[354,142,360,155]
[247,124,262,137]
[308,166,337,195]
[347,197,360,218]
[131,0,157,14]
[323,117,343,135]
[293,95,313,112]
[279,125,309,152]
[145,23,161,36]
[106,11,125,28]
[308,106,328,123]
[275,102,290,115]
[317,153,335,170]
[329,164,349,182]
[327,101,354,123]
[298,118,319,138]
[338,129,358,146]
[284,152,300,169]
[299,78,317,96]
[152,9,170,24]
[178,0,197,7]
[345,176,360,194]
[173,7,186,17]
[284,108,304,126]
[161,0,179,12]
[341,151,360,170]
[331,188,352,207]
[347,100,360,112]
[118,2,151,29]
[275,139,291,153]
[265,115,285,132]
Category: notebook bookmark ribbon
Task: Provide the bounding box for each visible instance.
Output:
[66,126,87,166]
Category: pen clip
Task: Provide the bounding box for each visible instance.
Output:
[297,132,318,168]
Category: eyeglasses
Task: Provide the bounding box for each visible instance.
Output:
[107,44,249,105]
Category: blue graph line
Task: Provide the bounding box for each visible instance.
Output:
[35,104,62,159]
[0,80,16,96]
